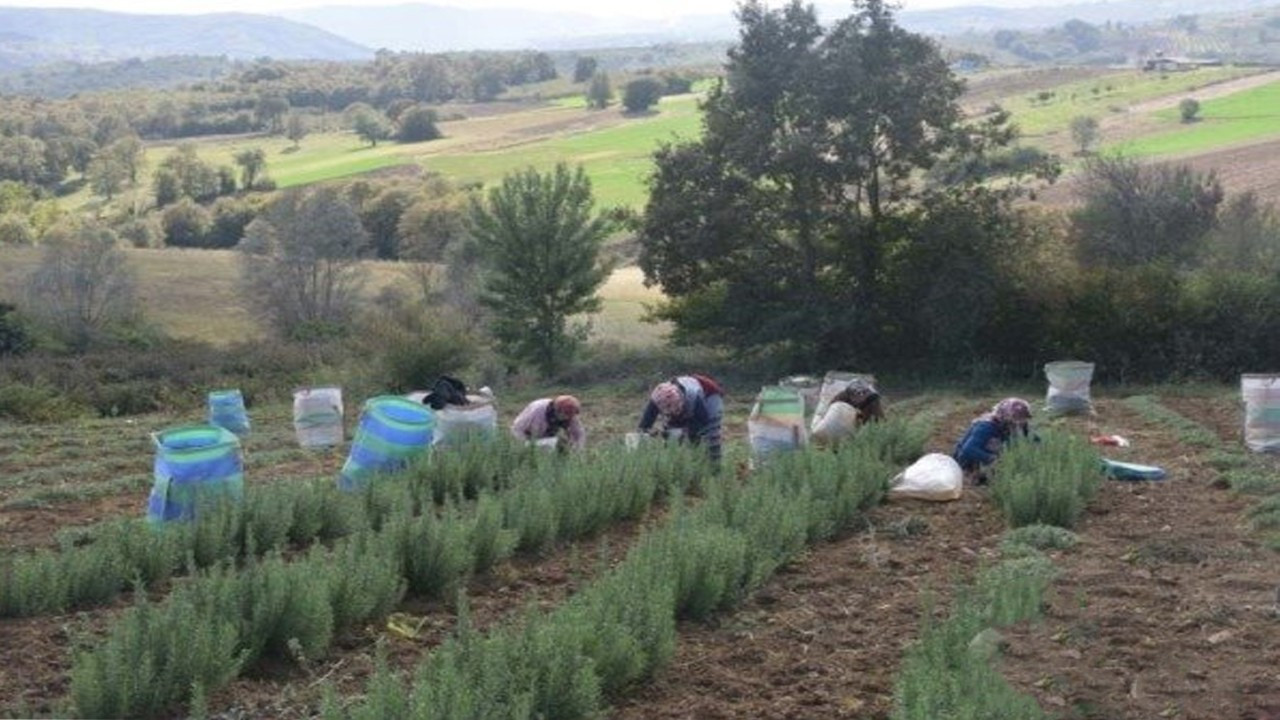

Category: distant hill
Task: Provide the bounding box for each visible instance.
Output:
[0,7,372,70]
[278,1,1280,52]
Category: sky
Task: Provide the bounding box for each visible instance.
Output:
[5,0,1089,19]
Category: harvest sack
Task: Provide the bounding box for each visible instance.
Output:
[778,375,822,416]
[1044,361,1095,416]
[889,453,963,502]
[433,394,498,448]
[147,425,244,523]
[207,389,250,437]
[339,396,434,491]
[1241,374,1280,453]
[811,402,860,446]
[748,386,807,462]
[293,386,344,448]
[811,371,876,432]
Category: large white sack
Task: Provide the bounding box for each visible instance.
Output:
[434,394,498,447]
[811,371,876,430]
[890,453,963,502]
[1044,361,1095,416]
[1242,374,1280,453]
[293,387,344,448]
[811,402,860,445]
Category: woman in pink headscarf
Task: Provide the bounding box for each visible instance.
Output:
[952,397,1035,485]
[638,374,724,466]
[511,395,586,450]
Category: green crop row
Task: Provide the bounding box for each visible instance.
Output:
[319,421,923,719]
[992,431,1102,529]
[1121,395,1220,448]
[66,442,711,718]
[0,439,543,618]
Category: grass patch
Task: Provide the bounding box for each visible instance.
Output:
[1248,495,1280,532]
[1113,77,1280,157]
[1002,524,1080,554]
[1225,469,1280,496]
[1121,395,1220,448]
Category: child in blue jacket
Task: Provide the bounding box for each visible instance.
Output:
[953,397,1034,484]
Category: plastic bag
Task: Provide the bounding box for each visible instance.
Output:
[293,386,344,448]
[1242,374,1280,453]
[889,453,963,502]
[811,402,860,446]
[748,386,806,463]
[1044,361,1094,416]
[434,394,498,448]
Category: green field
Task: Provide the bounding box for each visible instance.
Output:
[1110,77,1280,157]
[997,66,1257,138]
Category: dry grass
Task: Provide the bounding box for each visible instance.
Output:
[0,247,666,347]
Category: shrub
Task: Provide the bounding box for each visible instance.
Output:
[1002,524,1079,553]
[0,302,34,356]
[1226,469,1280,496]
[0,382,83,423]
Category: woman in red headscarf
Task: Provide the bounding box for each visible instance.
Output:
[638,374,724,466]
[511,395,585,450]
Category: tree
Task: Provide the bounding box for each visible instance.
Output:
[255,93,290,133]
[1179,97,1201,123]
[398,190,470,262]
[234,148,268,190]
[585,71,612,110]
[1203,191,1280,274]
[396,105,442,143]
[639,0,1022,364]
[88,152,129,201]
[360,186,414,259]
[161,199,212,248]
[239,187,370,339]
[0,303,33,356]
[469,163,613,373]
[1069,115,1099,155]
[285,112,308,148]
[156,144,220,202]
[1062,19,1102,52]
[24,223,138,351]
[108,135,145,185]
[572,56,598,83]
[353,110,392,147]
[1071,155,1223,268]
[622,78,664,113]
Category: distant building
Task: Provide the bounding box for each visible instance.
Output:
[1142,51,1223,72]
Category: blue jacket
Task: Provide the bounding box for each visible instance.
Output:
[952,414,1039,471]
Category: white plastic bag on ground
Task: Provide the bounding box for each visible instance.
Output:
[434,394,498,447]
[1044,361,1094,416]
[889,453,963,502]
[811,402,860,446]
[292,387,344,448]
[811,371,876,432]
[1241,374,1280,453]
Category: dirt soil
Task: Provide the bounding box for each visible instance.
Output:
[4,392,1277,719]
[611,395,1280,719]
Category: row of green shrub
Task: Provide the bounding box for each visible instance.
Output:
[65,442,711,718]
[1121,395,1220,448]
[0,439,705,619]
[319,422,922,719]
[991,430,1101,529]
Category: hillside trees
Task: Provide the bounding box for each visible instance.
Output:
[469,163,613,374]
[396,105,442,143]
[586,71,613,109]
[353,109,392,147]
[234,148,268,190]
[573,56,599,83]
[1069,115,1099,155]
[23,223,138,350]
[623,78,664,113]
[239,187,370,340]
[640,0,1030,365]
[1179,97,1201,123]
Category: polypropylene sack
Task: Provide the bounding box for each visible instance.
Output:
[1242,374,1280,453]
[207,389,250,437]
[1044,361,1094,416]
[889,453,963,502]
[811,402,860,446]
[434,395,498,448]
[748,386,807,463]
[147,425,244,523]
[339,396,434,491]
[293,386,344,448]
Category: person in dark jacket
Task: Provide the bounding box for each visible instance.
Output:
[829,379,885,427]
[638,374,724,466]
[953,397,1034,484]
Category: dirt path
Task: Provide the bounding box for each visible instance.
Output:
[611,401,1010,719]
[999,397,1280,720]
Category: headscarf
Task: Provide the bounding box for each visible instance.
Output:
[552,395,581,419]
[993,397,1032,425]
[650,382,684,417]
[842,379,877,407]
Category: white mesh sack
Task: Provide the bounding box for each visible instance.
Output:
[1242,374,1280,453]
[1044,361,1094,416]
